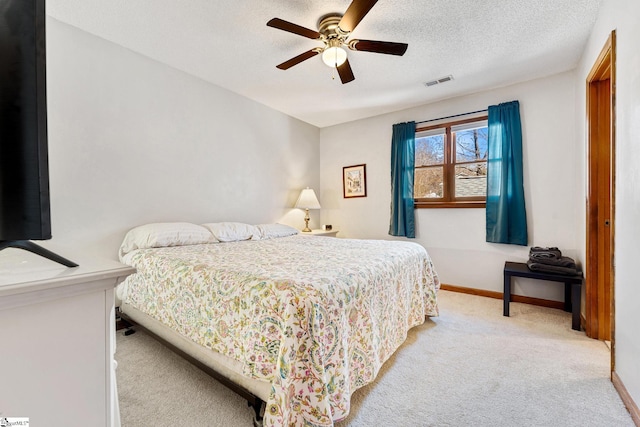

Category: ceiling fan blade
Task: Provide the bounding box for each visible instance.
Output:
[267,18,320,39]
[276,49,319,70]
[351,39,408,56]
[339,0,378,33]
[337,59,355,84]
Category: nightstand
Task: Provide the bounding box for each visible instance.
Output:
[300,229,339,237]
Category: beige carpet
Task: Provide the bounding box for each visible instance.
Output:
[116,291,634,426]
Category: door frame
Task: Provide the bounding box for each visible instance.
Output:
[585,31,616,361]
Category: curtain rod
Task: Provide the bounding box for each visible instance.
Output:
[416,108,488,126]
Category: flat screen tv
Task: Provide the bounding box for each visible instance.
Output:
[0,0,76,266]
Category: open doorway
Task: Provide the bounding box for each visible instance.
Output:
[585,31,616,360]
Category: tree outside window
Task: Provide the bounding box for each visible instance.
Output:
[414,117,488,208]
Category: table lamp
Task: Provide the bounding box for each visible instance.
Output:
[295,187,321,232]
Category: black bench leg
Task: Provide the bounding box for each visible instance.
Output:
[503,272,511,317]
[571,282,581,331]
[564,282,572,312]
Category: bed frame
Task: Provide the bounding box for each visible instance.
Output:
[117,307,266,427]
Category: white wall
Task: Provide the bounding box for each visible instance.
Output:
[575,0,640,412]
[320,72,578,301]
[43,18,320,260]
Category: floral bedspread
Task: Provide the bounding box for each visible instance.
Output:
[119,235,439,426]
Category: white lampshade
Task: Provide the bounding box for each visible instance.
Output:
[295,187,321,209]
[322,46,347,67]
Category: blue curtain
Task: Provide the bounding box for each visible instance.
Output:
[486,101,528,245]
[389,121,416,238]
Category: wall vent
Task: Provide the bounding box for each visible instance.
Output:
[424,75,454,87]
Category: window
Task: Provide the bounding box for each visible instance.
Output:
[414,116,488,208]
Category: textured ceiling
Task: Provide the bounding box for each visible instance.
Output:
[47,0,602,128]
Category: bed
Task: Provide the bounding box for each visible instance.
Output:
[116,222,439,426]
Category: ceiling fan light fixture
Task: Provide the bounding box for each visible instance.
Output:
[322,46,347,67]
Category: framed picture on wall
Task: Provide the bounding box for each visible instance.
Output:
[343,164,367,198]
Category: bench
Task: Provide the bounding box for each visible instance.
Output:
[503,261,583,331]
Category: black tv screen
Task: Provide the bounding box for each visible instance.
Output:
[0,0,51,241]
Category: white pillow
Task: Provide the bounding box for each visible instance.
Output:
[201,222,258,242]
[119,222,215,259]
[255,223,299,240]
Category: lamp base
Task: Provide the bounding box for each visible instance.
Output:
[302,209,312,232]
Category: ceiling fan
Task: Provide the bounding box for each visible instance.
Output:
[267,0,408,84]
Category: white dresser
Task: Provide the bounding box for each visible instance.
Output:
[0,249,135,427]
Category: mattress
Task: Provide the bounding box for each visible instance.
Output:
[117,234,439,426]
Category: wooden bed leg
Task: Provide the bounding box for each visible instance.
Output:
[248,398,265,427]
